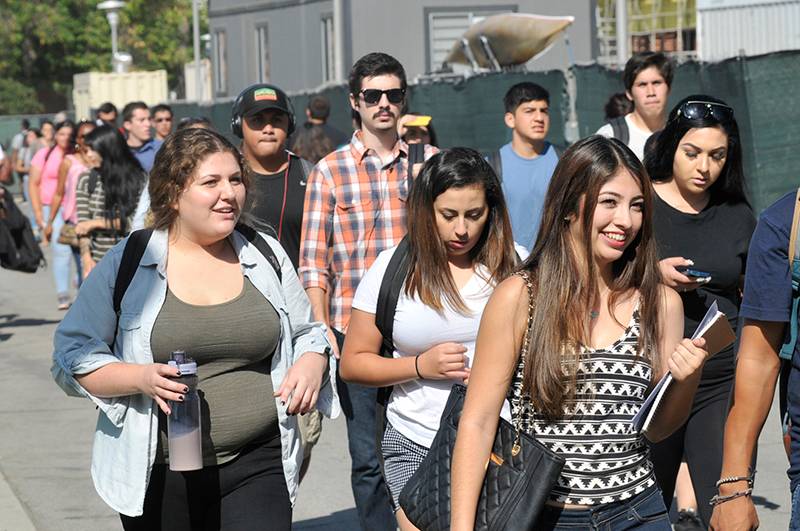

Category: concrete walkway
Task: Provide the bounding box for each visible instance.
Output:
[0,256,791,529]
[0,260,357,530]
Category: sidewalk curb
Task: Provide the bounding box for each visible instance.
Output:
[0,466,36,531]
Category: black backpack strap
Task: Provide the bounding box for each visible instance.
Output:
[375,236,411,357]
[487,149,503,182]
[406,143,425,192]
[374,236,411,405]
[109,229,152,349]
[236,223,282,283]
[609,116,630,146]
[113,229,153,315]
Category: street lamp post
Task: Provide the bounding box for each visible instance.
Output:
[192,0,202,102]
[98,0,126,71]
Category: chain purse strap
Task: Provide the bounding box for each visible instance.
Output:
[509,270,536,454]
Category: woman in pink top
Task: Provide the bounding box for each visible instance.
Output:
[48,120,97,228]
[28,120,80,310]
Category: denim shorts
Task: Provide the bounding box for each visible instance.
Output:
[537,486,671,531]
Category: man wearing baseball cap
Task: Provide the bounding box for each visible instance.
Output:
[232,84,323,482]
[232,83,314,271]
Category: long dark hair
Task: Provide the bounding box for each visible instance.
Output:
[83,125,146,233]
[405,147,517,314]
[644,94,748,206]
[520,136,662,419]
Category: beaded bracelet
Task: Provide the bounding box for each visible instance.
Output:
[716,473,755,488]
[709,488,753,506]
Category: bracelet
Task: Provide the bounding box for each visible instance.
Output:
[716,475,754,488]
[414,354,424,379]
[709,487,752,506]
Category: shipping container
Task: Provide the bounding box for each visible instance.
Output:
[698,0,800,61]
[72,70,169,121]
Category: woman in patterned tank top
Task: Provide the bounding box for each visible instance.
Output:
[451,136,711,530]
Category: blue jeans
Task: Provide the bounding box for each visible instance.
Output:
[41,205,81,298]
[333,329,395,531]
[791,483,800,531]
[538,486,671,531]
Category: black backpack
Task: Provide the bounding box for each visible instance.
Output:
[110,224,282,336]
[0,186,45,273]
[607,116,630,145]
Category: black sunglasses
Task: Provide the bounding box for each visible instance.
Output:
[359,88,405,105]
[675,101,734,122]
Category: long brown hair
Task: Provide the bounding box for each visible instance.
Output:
[521,135,662,419]
[405,147,517,313]
[148,128,252,230]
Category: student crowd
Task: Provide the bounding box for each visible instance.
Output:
[25,50,796,531]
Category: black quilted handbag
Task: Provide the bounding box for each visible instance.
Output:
[399,272,565,530]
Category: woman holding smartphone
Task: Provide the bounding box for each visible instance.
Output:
[451,136,711,530]
[340,148,519,531]
[645,95,755,526]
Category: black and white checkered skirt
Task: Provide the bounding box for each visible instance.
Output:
[381,422,429,510]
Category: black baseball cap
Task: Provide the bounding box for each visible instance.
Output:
[232,84,293,119]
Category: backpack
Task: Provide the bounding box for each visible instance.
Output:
[607,116,630,146]
[779,188,800,360]
[0,186,45,273]
[486,143,565,183]
[374,236,412,405]
[110,224,282,340]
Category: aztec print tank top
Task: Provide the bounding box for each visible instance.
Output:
[510,273,656,505]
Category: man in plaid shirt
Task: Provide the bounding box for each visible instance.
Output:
[299,52,435,530]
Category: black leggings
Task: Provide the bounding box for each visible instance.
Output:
[121,437,291,531]
[649,388,730,526]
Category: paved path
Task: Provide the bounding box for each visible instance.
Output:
[0,260,357,530]
[0,253,791,529]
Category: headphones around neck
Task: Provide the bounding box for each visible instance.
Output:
[230,84,296,138]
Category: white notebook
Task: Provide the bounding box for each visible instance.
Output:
[632,301,736,434]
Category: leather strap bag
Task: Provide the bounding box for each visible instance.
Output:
[399,271,565,530]
[57,222,79,248]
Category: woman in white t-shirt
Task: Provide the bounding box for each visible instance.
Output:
[340,147,519,531]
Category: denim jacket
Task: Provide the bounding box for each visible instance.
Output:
[51,228,339,516]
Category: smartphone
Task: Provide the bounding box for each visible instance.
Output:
[677,266,711,279]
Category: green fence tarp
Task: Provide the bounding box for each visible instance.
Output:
[4,51,798,212]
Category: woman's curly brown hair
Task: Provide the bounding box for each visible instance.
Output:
[147,128,251,230]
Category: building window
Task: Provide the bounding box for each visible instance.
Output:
[256,24,270,83]
[213,29,227,96]
[321,15,335,83]
[426,6,513,73]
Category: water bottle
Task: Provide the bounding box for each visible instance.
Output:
[167,350,203,471]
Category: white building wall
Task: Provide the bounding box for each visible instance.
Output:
[698,0,800,61]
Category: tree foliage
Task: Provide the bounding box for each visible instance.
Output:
[0,0,207,113]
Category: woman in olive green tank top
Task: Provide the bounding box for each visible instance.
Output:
[55,128,336,530]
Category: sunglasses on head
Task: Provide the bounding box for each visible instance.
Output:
[675,101,734,122]
[359,88,405,105]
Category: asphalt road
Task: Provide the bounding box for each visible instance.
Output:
[0,243,791,530]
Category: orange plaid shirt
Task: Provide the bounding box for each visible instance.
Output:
[299,130,437,331]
